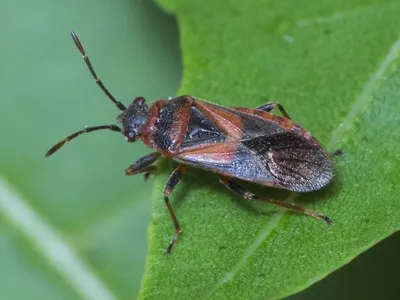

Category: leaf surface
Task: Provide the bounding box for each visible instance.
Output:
[140,1,400,299]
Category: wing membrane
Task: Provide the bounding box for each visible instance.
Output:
[242,132,332,192]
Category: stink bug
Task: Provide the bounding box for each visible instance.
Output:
[46,30,334,253]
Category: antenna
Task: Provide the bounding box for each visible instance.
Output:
[70,29,126,111]
[45,125,121,157]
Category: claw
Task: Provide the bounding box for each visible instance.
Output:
[165,230,183,254]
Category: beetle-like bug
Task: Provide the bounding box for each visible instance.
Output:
[46,30,334,253]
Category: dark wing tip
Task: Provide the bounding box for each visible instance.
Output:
[249,132,334,192]
[268,147,333,192]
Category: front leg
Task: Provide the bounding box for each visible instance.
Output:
[125,152,161,179]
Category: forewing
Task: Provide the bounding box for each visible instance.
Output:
[175,99,332,192]
[174,142,280,186]
[242,132,333,192]
[179,106,226,150]
[192,100,288,140]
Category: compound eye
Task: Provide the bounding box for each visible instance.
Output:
[133,97,145,105]
[125,131,136,142]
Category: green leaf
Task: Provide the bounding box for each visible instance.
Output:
[140,1,400,299]
[0,1,180,299]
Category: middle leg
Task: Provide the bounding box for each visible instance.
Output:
[164,164,188,254]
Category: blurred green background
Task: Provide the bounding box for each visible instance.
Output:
[0,0,398,299]
[0,0,180,299]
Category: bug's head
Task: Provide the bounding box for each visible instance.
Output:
[117,97,149,142]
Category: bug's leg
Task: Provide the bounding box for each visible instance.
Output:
[218,176,334,224]
[143,166,158,181]
[330,149,344,157]
[164,164,188,254]
[256,102,291,120]
[125,152,161,180]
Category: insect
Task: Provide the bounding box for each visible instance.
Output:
[46,30,334,253]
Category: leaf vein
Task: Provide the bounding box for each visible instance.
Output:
[296,1,398,27]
